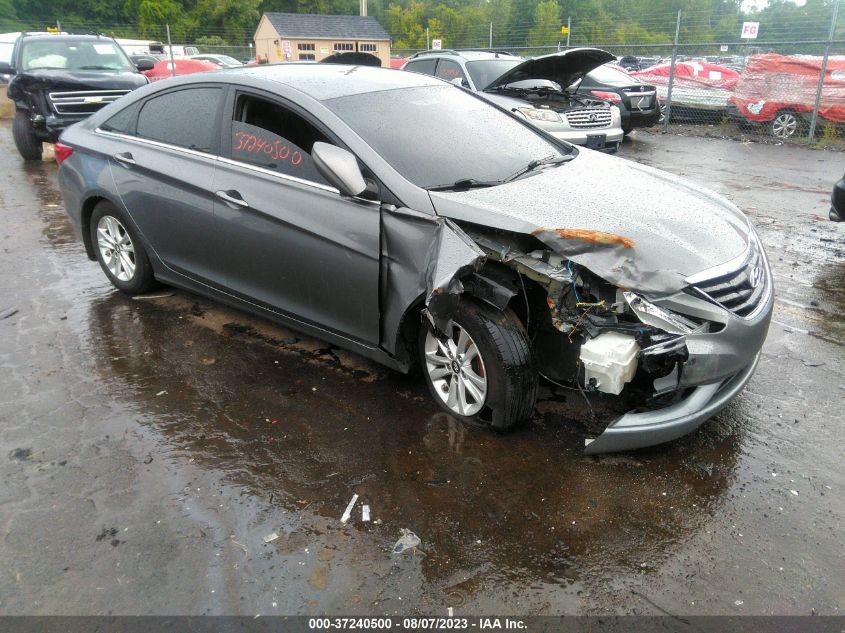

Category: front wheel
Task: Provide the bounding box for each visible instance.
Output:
[90,201,156,294]
[12,110,42,161]
[771,110,801,139]
[418,300,537,431]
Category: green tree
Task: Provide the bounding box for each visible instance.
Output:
[528,0,560,47]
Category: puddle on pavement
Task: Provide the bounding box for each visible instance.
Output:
[83,289,746,592]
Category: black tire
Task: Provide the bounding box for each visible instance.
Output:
[418,299,537,432]
[12,110,42,161]
[89,201,156,294]
[622,125,633,135]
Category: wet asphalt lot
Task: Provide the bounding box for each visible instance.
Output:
[0,122,843,616]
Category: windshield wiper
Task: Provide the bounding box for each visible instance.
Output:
[79,65,117,70]
[425,178,502,192]
[503,153,572,183]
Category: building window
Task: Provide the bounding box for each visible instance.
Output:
[297,43,315,51]
[333,42,354,52]
[360,43,377,52]
[299,53,315,61]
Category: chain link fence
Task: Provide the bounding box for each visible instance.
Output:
[393,5,844,146]
[3,7,843,146]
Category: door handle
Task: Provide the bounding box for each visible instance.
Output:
[215,189,249,208]
[113,152,135,166]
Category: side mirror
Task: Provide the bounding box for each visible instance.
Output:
[450,76,469,88]
[135,59,155,72]
[0,61,15,75]
[311,142,367,197]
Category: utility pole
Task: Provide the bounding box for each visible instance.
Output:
[426,27,430,50]
[489,22,493,49]
[566,16,571,48]
[808,0,839,140]
[663,10,681,133]
[360,0,367,17]
[166,23,176,78]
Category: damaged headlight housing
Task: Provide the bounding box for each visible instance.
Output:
[624,292,702,335]
[517,107,562,123]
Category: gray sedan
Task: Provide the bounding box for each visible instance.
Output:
[55,64,773,453]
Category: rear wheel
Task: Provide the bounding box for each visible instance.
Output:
[418,300,537,431]
[90,201,156,294]
[12,110,42,161]
[771,110,801,139]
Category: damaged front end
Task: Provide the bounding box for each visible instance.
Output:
[456,224,771,454]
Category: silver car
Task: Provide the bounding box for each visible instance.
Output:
[402,48,625,152]
[56,64,772,453]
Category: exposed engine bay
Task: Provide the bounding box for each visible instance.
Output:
[458,225,705,406]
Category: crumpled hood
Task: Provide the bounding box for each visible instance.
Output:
[428,150,751,296]
[484,48,616,92]
[10,68,148,93]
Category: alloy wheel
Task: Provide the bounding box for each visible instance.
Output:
[96,215,136,282]
[772,112,798,139]
[424,323,487,416]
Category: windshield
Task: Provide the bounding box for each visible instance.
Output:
[323,85,568,189]
[465,59,522,90]
[215,55,241,66]
[588,64,635,83]
[0,42,13,65]
[21,40,134,71]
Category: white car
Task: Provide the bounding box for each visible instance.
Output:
[189,54,243,68]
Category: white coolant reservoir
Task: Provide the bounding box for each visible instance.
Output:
[579,331,640,395]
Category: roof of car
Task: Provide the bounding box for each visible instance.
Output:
[218,63,444,100]
[409,50,521,62]
[19,33,118,43]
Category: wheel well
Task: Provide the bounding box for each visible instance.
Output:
[80,196,107,260]
[394,262,546,372]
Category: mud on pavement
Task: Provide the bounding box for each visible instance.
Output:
[0,122,843,616]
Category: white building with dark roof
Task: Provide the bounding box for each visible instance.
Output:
[253,13,391,67]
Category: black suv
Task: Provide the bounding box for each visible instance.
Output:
[0,34,152,160]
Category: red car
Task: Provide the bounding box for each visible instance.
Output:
[728,54,845,139]
[143,58,218,82]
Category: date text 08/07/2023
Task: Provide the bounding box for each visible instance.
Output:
[307,618,528,630]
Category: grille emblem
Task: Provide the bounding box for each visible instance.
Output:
[749,265,763,288]
[588,113,598,122]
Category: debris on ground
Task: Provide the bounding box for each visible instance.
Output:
[392,529,421,555]
[340,494,359,524]
[230,537,248,553]
[95,527,118,542]
[362,505,371,522]
[801,359,825,367]
[263,532,280,544]
[9,448,32,461]
[156,390,167,396]
[131,292,174,300]
[0,308,18,320]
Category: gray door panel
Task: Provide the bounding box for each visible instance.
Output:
[108,139,225,286]
[211,161,381,345]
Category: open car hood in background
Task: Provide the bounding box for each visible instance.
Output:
[483,48,616,91]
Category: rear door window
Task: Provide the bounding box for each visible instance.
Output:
[403,58,437,75]
[435,59,467,83]
[229,93,328,185]
[136,87,223,152]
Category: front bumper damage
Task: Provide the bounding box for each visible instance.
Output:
[462,224,772,454]
[584,353,759,454]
